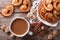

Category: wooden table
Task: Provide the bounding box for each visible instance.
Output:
[0,0,60,40]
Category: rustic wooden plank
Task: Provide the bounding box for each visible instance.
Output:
[0,0,60,40]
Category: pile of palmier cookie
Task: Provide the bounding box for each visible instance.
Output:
[0,0,31,17]
[38,0,60,23]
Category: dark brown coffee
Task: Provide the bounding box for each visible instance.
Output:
[11,18,28,35]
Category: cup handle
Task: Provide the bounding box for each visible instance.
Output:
[28,31,33,35]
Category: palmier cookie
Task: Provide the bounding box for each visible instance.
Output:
[20,0,31,12]
[38,2,46,20]
[45,12,57,23]
[12,0,22,6]
[1,4,14,17]
[53,10,60,20]
[53,1,60,10]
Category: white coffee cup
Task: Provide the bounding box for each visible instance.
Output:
[9,17,33,37]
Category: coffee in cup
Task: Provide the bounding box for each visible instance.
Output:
[9,17,30,37]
